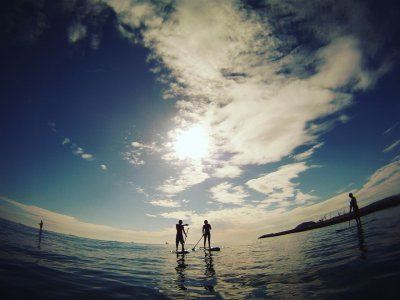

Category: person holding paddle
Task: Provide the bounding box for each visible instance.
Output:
[176,220,188,252]
[203,220,212,249]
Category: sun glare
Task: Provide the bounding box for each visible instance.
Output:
[174,127,209,160]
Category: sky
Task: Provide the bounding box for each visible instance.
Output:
[0,0,399,244]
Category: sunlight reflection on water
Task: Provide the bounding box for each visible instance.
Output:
[1,206,400,299]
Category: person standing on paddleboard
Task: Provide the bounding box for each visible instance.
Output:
[203,220,212,249]
[349,193,361,225]
[176,220,188,252]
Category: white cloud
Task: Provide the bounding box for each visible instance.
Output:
[0,196,171,244]
[310,36,368,89]
[157,163,209,195]
[49,122,97,163]
[158,210,194,221]
[383,139,400,153]
[149,199,180,208]
[246,162,317,205]
[81,153,95,161]
[106,0,380,178]
[100,164,108,171]
[292,143,324,161]
[68,20,87,43]
[209,182,249,205]
[356,158,400,204]
[1,157,398,244]
[135,186,149,198]
[384,122,399,135]
[122,141,161,166]
[211,162,243,178]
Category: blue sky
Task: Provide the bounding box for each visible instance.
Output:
[1,0,399,244]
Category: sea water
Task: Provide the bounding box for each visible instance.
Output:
[1,206,400,299]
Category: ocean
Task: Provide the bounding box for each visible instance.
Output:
[1,206,400,299]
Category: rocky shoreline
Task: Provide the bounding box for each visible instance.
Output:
[258,194,400,239]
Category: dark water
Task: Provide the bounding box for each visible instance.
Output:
[1,207,400,299]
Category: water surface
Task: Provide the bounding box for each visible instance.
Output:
[1,206,399,299]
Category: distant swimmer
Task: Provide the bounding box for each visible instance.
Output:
[176,220,188,252]
[203,220,212,249]
[349,193,361,225]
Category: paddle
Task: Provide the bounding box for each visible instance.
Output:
[192,234,204,251]
[184,228,189,243]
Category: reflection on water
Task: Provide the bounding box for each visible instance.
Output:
[37,229,42,249]
[175,254,188,291]
[356,221,368,260]
[1,206,400,299]
[204,251,216,292]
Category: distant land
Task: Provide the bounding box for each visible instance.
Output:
[259,194,400,239]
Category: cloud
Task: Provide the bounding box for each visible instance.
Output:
[384,122,399,135]
[149,199,181,208]
[135,186,149,198]
[209,182,249,205]
[211,162,243,178]
[81,153,95,161]
[101,0,395,219]
[0,196,171,243]
[157,163,209,195]
[70,144,95,161]
[68,20,87,43]
[1,157,398,244]
[48,121,107,166]
[292,143,324,161]
[105,0,388,181]
[62,137,71,145]
[246,162,317,205]
[356,158,400,204]
[122,141,161,166]
[158,210,194,221]
[383,139,400,153]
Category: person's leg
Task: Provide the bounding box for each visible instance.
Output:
[207,234,211,248]
[204,235,206,248]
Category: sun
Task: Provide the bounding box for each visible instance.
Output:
[174,126,209,160]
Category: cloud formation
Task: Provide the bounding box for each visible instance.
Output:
[0,196,170,243]
[210,182,249,205]
[149,199,181,208]
[246,162,318,206]
[102,0,397,218]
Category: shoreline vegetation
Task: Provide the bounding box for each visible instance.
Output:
[259,194,400,239]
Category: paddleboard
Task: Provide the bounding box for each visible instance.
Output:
[204,247,221,251]
[174,250,191,254]
[335,218,376,233]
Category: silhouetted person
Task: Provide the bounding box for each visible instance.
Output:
[176,220,188,252]
[203,220,212,249]
[349,193,361,225]
[39,220,43,231]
